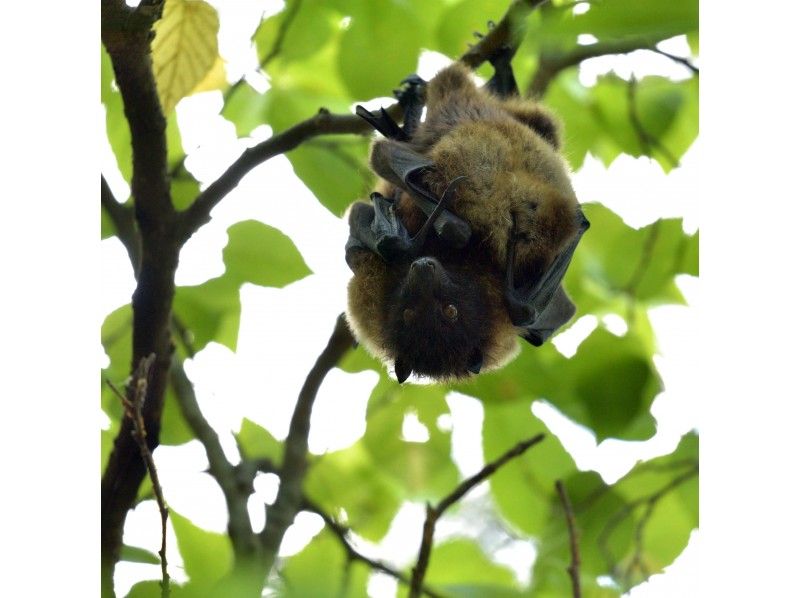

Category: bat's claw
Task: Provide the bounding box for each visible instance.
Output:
[487,20,496,29]
[393,74,427,114]
[473,31,484,39]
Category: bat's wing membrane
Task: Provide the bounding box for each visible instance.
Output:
[371,139,471,247]
[507,210,590,346]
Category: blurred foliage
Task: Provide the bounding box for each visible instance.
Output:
[103,0,698,596]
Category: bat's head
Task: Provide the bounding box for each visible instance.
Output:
[385,256,497,383]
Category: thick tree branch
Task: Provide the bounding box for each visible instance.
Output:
[409,433,546,598]
[101,2,181,594]
[259,314,354,572]
[101,175,142,273]
[302,499,444,598]
[556,480,581,598]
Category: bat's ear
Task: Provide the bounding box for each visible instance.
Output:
[394,357,413,384]
[520,285,576,347]
[467,348,483,374]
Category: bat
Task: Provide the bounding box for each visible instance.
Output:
[344,46,589,382]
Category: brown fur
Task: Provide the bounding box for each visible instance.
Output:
[345,62,580,380]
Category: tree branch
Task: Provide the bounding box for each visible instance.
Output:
[556,480,581,598]
[597,464,698,586]
[627,77,680,169]
[169,358,259,559]
[528,37,662,98]
[460,0,549,68]
[101,3,183,593]
[107,355,171,598]
[302,499,445,598]
[409,433,546,598]
[101,174,141,274]
[259,314,354,571]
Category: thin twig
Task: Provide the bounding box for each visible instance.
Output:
[259,314,355,571]
[528,36,659,97]
[649,47,699,73]
[302,499,444,598]
[408,433,546,598]
[556,480,581,598]
[622,220,661,298]
[627,77,680,169]
[106,354,171,598]
[101,175,141,274]
[597,464,698,584]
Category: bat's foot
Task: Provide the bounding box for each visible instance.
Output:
[394,74,427,137]
[393,74,426,107]
[484,45,519,97]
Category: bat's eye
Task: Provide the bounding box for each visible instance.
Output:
[403,308,415,324]
[443,304,458,321]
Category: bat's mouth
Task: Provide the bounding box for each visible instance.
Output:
[406,257,448,295]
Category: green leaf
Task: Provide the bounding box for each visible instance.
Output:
[161,377,195,445]
[152,0,221,114]
[305,441,401,541]
[102,45,132,183]
[362,379,460,500]
[435,0,501,59]
[337,0,426,100]
[532,434,698,593]
[221,83,271,137]
[425,539,517,592]
[255,0,340,66]
[545,0,698,43]
[120,544,161,565]
[568,204,698,312]
[281,531,369,597]
[171,175,200,212]
[222,220,312,286]
[236,418,282,463]
[483,401,576,537]
[173,276,241,353]
[170,510,233,586]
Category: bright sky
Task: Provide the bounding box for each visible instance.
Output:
[101,2,699,595]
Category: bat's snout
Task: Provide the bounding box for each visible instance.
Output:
[406,257,446,293]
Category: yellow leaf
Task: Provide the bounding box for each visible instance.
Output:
[151,0,220,114]
[191,55,227,95]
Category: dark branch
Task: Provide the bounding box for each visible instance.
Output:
[649,47,699,73]
[556,480,581,598]
[259,314,354,570]
[169,358,259,559]
[101,2,181,593]
[302,499,444,598]
[101,175,141,274]
[177,109,380,241]
[107,355,171,598]
[409,433,546,598]
[460,0,550,68]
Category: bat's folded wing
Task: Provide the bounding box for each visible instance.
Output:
[508,210,590,346]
